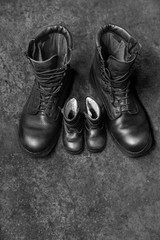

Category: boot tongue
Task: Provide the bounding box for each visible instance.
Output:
[29,40,67,72]
[31,54,60,72]
[29,48,65,99]
[106,56,133,80]
[105,37,139,80]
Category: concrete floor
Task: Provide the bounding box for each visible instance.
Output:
[0,0,160,239]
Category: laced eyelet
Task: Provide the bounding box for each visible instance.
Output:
[100,66,132,113]
[35,68,65,112]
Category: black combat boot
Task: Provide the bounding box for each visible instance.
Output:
[90,24,153,157]
[62,98,84,154]
[19,25,73,157]
[85,97,106,153]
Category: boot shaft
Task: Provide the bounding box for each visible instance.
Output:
[62,98,83,132]
[26,25,72,72]
[24,25,73,116]
[91,24,141,119]
[85,97,106,153]
[85,96,103,128]
[95,24,141,81]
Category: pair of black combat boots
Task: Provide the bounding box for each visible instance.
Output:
[18,24,153,158]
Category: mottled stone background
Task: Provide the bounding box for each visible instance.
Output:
[0,0,160,239]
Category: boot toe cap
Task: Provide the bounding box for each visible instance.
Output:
[87,136,106,153]
[19,113,62,156]
[19,122,58,156]
[21,133,48,154]
[115,128,153,157]
[19,129,53,156]
[64,139,83,154]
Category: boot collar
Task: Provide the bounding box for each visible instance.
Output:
[25,25,73,71]
[96,24,141,80]
[96,24,141,56]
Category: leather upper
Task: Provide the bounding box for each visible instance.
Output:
[19,113,62,153]
[85,97,106,152]
[91,24,152,156]
[107,102,151,153]
[62,98,84,154]
[19,25,73,156]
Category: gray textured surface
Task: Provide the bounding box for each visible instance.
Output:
[0,0,160,239]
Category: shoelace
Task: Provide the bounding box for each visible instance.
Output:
[34,67,67,112]
[100,61,131,112]
[112,85,130,108]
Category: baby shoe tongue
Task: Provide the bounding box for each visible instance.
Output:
[106,56,133,80]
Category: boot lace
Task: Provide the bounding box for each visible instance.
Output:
[34,67,67,113]
[100,60,131,113]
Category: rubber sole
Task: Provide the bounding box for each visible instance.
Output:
[64,143,106,155]
[90,65,153,158]
[86,144,106,154]
[64,147,84,155]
